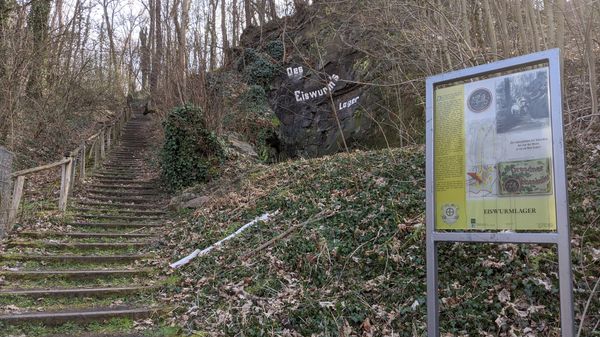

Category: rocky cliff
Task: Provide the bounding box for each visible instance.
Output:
[234,3,402,158]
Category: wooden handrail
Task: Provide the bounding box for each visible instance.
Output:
[11,158,71,178]
[1,105,132,235]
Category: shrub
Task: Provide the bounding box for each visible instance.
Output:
[160,105,225,190]
[234,85,281,163]
[265,40,284,61]
[239,85,269,115]
[236,48,282,88]
[243,57,280,87]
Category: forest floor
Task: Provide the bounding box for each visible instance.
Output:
[158,135,600,336]
[1,123,599,336]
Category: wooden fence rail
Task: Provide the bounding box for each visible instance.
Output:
[0,108,132,236]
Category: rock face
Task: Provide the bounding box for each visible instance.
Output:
[273,59,371,157]
[227,133,258,158]
[239,5,379,158]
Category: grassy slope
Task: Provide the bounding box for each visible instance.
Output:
[162,142,599,336]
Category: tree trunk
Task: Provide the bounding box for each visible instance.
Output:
[482,0,497,60]
[181,0,190,96]
[514,2,528,53]
[556,0,565,51]
[151,0,163,99]
[221,0,230,66]
[209,0,218,70]
[460,0,470,48]
[524,0,540,51]
[544,0,556,47]
[27,0,52,97]
[492,1,510,58]
[102,0,118,85]
[140,28,150,90]
[244,0,253,27]
[578,0,598,129]
[232,0,239,47]
[268,0,277,20]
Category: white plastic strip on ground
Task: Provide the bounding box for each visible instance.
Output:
[169,211,278,269]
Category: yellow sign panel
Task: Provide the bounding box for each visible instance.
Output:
[434,67,557,231]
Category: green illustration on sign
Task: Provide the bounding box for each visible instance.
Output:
[498,158,552,196]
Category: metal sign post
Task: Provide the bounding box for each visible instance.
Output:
[425,49,573,336]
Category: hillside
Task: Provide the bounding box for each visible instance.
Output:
[160,135,600,336]
[2,0,600,336]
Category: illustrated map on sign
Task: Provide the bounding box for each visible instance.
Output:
[434,65,557,231]
[466,68,552,200]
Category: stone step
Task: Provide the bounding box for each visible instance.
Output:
[0,268,151,280]
[89,179,144,185]
[106,155,144,158]
[7,241,150,250]
[111,149,148,151]
[17,231,157,239]
[0,286,155,298]
[98,165,136,169]
[0,254,152,263]
[65,222,162,229]
[77,201,159,210]
[87,184,158,190]
[102,158,138,161]
[76,214,160,221]
[91,174,138,179]
[86,189,160,196]
[103,161,143,165]
[72,208,165,216]
[98,167,138,171]
[87,183,159,191]
[84,195,162,204]
[89,180,157,187]
[0,306,156,325]
[95,170,138,175]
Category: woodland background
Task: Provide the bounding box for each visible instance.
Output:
[0,0,599,164]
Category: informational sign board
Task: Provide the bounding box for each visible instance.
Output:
[425,49,573,337]
[434,66,556,231]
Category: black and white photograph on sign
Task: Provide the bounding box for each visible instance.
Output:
[495,69,550,134]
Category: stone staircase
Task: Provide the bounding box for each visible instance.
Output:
[0,113,168,336]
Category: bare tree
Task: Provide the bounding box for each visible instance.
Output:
[221,0,230,65]
[244,0,253,27]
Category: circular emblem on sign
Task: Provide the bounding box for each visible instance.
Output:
[468,88,492,113]
[503,178,521,194]
[441,203,459,225]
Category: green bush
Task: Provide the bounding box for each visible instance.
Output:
[265,40,284,61]
[239,85,268,115]
[244,57,280,87]
[160,105,224,190]
[236,48,282,88]
[236,85,281,162]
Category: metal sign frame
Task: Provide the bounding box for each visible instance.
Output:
[425,49,573,336]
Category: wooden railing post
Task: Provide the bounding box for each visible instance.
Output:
[100,130,106,159]
[94,140,100,168]
[7,175,24,231]
[69,151,77,194]
[0,147,14,238]
[80,143,86,180]
[59,158,73,212]
[106,126,112,149]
